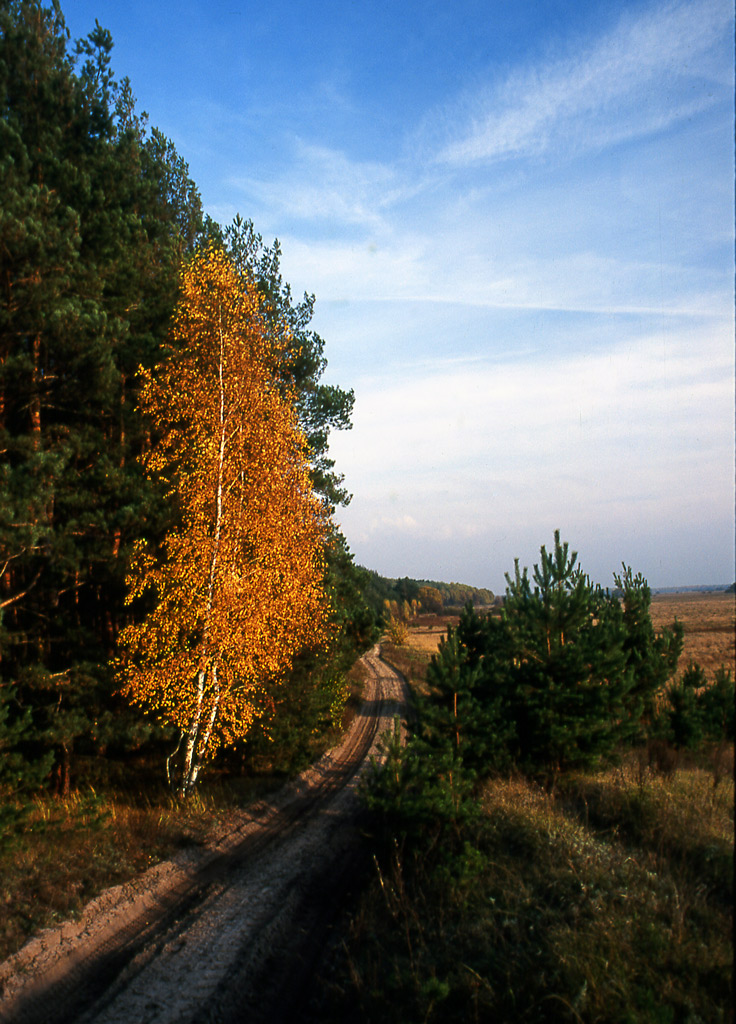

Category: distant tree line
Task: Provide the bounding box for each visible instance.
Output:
[361,571,495,620]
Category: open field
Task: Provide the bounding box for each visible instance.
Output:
[403,617,459,656]
[650,591,734,679]
[401,591,734,681]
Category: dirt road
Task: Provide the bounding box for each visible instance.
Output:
[0,646,406,1024]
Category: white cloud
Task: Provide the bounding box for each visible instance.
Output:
[277,234,429,301]
[230,141,424,228]
[279,232,731,321]
[370,514,419,533]
[330,323,733,549]
[435,0,731,166]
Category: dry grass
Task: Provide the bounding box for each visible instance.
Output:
[403,617,458,656]
[0,791,187,960]
[1,654,370,965]
[404,628,451,656]
[650,592,735,679]
[381,619,458,697]
[404,594,735,682]
[0,775,280,963]
[313,763,733,1024]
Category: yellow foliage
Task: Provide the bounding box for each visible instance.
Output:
[385,615,409,646]
[117,249,330,790]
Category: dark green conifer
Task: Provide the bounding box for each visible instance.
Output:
[0,0,202,789]
[435,533,684,783]
[697,665,735,743]
[613,565,683,741]
[421,625,512,774]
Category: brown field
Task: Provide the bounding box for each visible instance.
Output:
[404,617,458,656]
[404,591,734,680]
[650,591,735,679]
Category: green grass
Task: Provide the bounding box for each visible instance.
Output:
[311,766,733,1023]
[307,643,734,1024]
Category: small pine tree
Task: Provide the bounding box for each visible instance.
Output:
[697,666,735,743]
[613,566,683,741]
[495,533,633,779]
[662,663,706,750]
[421,627,513,773]
[440,533,683,783]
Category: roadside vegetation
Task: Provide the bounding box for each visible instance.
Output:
[0,775,266,962]
[313,762,732,1023]
[310,537,734,1024]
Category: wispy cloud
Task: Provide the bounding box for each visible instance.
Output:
[220,0,732,346]
[331,322,732,537]
[280,233,731,319]
[230,141,424,228]
[434,0,730,166]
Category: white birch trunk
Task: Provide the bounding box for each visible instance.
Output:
[179,316,228,796]
[178,666,207,796]
[188,665,221,790]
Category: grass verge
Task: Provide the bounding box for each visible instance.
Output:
[0,772,279,964]
[312,766,733,1024]
[307,647,734,1024]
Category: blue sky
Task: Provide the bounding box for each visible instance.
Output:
[65,0,734,591]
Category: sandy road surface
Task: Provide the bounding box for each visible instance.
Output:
[0,646,406,1024]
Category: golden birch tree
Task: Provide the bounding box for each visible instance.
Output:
[117,249,330,795]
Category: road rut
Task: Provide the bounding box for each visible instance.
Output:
[0,646,406,1024]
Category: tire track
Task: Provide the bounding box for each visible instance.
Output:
[0,645,407,1024]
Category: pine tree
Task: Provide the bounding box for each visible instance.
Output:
[0,684,53,845]
[499,534,634,778]
[0,1,205,790]
[697,665,735,744]
[613,565,683,741]
[445,533,681,783]
[118,250,330,795]
[0,0,121,790]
